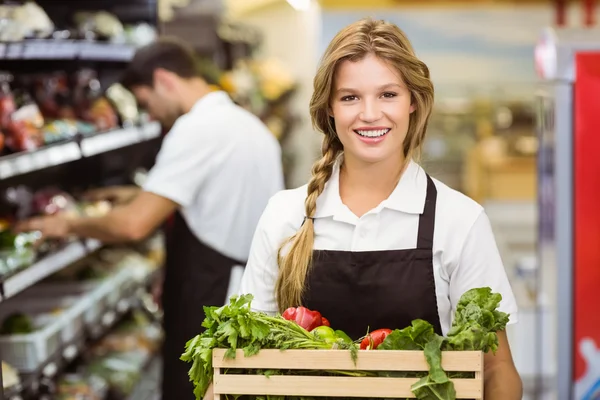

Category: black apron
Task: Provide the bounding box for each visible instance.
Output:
[303,174,442,340]
[161,212,244,400]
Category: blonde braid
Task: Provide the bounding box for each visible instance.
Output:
[276,135,342,311]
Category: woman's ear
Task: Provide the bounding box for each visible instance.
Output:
[409,103,416,114]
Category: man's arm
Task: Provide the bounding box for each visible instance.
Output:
[83,185,141,205]
[15,191,177,243]
[484,330,523,399]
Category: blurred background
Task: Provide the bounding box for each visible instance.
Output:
[0,0,597,399]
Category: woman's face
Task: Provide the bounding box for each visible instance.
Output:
[330,53,414,167]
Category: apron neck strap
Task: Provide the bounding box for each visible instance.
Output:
[416,174,437,250]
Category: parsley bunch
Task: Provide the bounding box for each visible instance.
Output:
[181,294,355,399]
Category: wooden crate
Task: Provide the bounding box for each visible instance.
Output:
[212,349,484,399]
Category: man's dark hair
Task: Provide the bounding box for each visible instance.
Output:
[121,37,208,89]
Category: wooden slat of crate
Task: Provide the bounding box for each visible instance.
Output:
[214,375,482,398]
[212,349,484,399]
[213,349,483,371]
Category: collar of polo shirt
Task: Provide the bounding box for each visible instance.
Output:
[313,156,428,219]
[190,90,232,113]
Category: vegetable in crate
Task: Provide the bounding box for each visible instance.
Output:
[281,306,329,331]
[181,294,357,399]
[376,287,510,400]
[183,287,509,400]
[359,328,392,350]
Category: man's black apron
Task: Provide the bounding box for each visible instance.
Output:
[161,212,243,399]
[303,174,443,340]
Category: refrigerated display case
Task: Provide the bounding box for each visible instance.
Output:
[534,27,600,400]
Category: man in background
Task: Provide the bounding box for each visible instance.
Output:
[17,37,285,399]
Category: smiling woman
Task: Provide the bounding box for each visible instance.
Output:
[331,55,415,164]
[238,17,523,400]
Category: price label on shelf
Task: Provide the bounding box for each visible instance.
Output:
[140,122,161,139]
[81,128,141,157]
[22,41,78,59]
[79,42,135,61]
[0,159,14,179]
[5,43,23,59]
[12,154,33,175]
[44,143,81,165]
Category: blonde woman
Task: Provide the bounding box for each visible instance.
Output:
[238,18,522,399]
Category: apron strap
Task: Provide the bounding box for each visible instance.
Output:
[416,174,437,250]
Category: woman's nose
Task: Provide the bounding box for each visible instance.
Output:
[359,99,382,122]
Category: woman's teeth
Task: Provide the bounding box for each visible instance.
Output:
[355,129,390,138]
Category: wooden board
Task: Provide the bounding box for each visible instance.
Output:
[212,349,484,399]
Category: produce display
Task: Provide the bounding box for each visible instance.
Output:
[0,1,156,45]
[83,311,162,399]
[0,226,39,276]
[0,69,141,155]
[0,185,113,281]
[182,287,509,400]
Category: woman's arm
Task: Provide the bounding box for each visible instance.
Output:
[447,210,522,398]
[484,330,523,399]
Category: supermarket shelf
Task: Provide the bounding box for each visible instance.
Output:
[0,122,162,180]
[0,239,102,303]
[127,354,161,400]
[80,123,160,157]
[0,40,136,61]
[0,257,162,399]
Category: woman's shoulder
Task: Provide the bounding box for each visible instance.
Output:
[430,176,485,231]
[258,185,308,235]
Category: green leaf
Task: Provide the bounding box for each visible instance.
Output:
[243,342,261,357]
[224,347,236,359]
[423,336,446,383]
[411,375,456,400]
[378,320,436,351]
[411,335,456,400]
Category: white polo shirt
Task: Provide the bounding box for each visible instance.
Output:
[239,158,518,336]
[143,91,284,263]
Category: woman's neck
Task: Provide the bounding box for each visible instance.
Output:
[339,155,408,218]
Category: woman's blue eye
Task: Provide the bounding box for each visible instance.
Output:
[341,95,357,101]
[382,92,397,98]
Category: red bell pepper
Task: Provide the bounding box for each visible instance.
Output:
[321,317,330,327]
[281,307,297,321]
[281,306,325,331]
[360,328,392,350]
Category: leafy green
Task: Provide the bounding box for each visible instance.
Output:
[377,287,510,400]
[183,287,510,400]
[378,319,437,351]
[444,287,510,353]
[410,336,456,400]
[181,294,357,399]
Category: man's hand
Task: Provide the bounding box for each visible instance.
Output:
[83,185,140,205]
[14,213,72,240]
